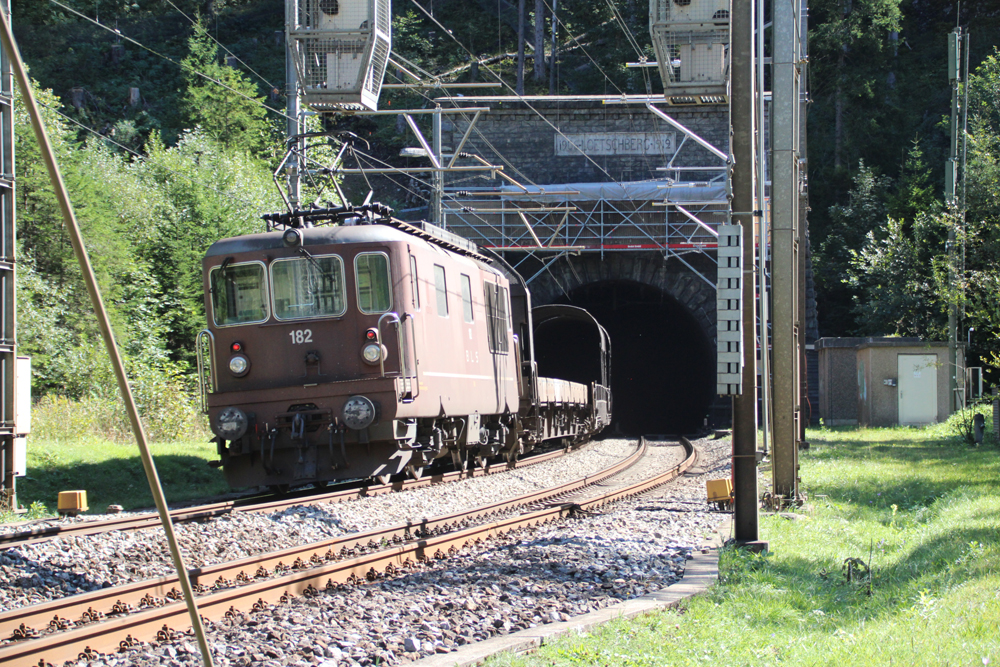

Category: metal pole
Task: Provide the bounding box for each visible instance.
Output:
[516,0,525,96]
[286,34,301,209]
[0,12,215,667]
[770,0,800,501]
[549,0,557,94]
[0,0,13,513]
[798,1,809,443]
[731,0,762,546]
[947,27,961,412]
[755,0,770,457]
[432,107,443,225]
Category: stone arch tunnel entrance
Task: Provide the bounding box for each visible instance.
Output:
[533,279,716,436]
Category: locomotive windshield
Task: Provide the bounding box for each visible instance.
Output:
[272,255,346,320]
[355,252,392,313]
[210,262,268,326]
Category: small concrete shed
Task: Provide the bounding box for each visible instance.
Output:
[817,337,963,427]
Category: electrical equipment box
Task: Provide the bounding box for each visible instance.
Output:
[15,356,30,436]
[706,478,733,508]
[287,0,392,112]
[717,223,743,396]
[650,0,730,103]
[58,490,88,516]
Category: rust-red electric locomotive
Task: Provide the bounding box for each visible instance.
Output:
[196,205,610,490]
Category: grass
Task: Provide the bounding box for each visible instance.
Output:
[485,424,1000,667]
[0,393,224,523]
[2,437,229,522]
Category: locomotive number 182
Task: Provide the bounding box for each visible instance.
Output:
[289,329,313,344]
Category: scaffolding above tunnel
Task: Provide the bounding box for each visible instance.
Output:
[443,180,728,286]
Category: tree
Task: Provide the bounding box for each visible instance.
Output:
[180,20,275,158]
[814,162,892,333]
[846,213,947,338]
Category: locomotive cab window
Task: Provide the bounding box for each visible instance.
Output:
[433,264,448,316]
[210,261,269,327]
[355,252,392,314]
[484,281,509,354]
[460,274,474,323]
[271,255,346,320]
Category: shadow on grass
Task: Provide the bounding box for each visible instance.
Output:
[802,436,1000,512]
[17,454,229,514]
[727,432,1000,629]
[721,524,1000,633]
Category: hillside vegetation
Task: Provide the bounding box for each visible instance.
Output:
[7,0,1000,438]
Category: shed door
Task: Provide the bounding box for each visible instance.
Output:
[898,354,937,424]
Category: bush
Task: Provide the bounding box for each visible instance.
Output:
[32,370,209,444]
[946,400,996,446]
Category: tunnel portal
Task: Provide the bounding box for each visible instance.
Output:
[534,279,715,436]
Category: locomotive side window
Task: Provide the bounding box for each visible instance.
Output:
[409,255,420,309]
[433,264,449,316]
[460,274,474,323]
[271,255,346,320]
[355,252,392,314]
[484,281,509,354]
[210,262,269,327]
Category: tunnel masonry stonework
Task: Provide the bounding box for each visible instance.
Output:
[443,98,728,184]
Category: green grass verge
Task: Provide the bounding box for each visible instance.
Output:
[485,426,1000,667]
[4,437,229,521]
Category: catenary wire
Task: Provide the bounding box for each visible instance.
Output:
[161,0,279,93]
[49,0,295,123]
[405,0,635,190]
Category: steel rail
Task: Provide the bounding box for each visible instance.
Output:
[0,445,576,551]
[0,438,694,667]
[0,440,643,648]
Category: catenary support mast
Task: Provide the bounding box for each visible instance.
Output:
[730,0,761,545]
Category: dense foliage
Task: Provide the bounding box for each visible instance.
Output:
[14,43,282,439]
[9,0,1000,436]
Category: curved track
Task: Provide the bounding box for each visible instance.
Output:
[0,445,577,551]
[0,437,696,667]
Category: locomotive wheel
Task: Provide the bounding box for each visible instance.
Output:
[406,464,424,480]
[375,474,392,486]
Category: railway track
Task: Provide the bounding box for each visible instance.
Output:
[0,436,696,667]
[0,444,576,551]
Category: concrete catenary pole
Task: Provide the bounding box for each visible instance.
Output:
[770,0,802,501]
[730,0,761,545]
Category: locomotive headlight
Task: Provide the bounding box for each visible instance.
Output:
[229,354,250,376]
[342,396,376,430]
[361,343,383,364]
[212,406,248,440]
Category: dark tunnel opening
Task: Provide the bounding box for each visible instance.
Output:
[534,280,715,436]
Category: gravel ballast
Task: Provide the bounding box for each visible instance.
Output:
[3,436,732,666]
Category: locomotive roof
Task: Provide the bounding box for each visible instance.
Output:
[206,222,496,272]
[210,222,469,254]
[206,224,410,257]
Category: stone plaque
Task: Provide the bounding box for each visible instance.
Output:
[554,132,676,156]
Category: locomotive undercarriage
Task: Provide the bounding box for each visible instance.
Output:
[213,401,595,490]
[213,402,533,489]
